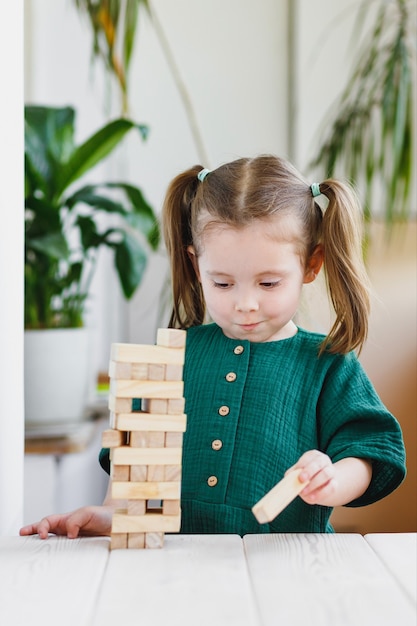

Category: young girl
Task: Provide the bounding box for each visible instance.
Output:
[21,155,406,539]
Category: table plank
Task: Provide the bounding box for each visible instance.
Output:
[365,533,416,605]
[92,534,259,626]
[0,535,110,626]
[244,533,416,626]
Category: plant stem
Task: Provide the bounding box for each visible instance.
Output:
[147,0,210,167]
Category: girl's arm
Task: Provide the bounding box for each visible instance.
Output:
[288,450,373,507]
[19,479,125,540]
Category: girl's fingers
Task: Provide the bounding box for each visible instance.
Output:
[286,450,334,488]
[300,477,337,504]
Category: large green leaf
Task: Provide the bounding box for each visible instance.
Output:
[25,106,77,200]
[25,106,75,167]
[25,196,62,233]
[113,231,147,299]
[55,118,148,199]
[28,232,70,260]
[65,185,130,215]
[76,215,104,250]
[104,182,160,249]
[65,182,160,249]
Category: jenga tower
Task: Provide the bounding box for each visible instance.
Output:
[101,328,187,549]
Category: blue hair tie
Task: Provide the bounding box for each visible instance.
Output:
[197,168,211,182]
[310,182,321,197]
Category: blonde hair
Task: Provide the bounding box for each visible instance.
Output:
[162,155,370,355]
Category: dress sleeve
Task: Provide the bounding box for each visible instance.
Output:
[99,447,111,475]
[317,352,406,507]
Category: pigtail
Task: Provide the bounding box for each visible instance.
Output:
[162,166,206,329]
[319,179,371,354]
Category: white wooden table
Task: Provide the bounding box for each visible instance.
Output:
[0,533,415,626]
[365,533,416,605]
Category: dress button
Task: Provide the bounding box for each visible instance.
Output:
[212,439,223,451]
[207,476,218,487]
[225,372,237,382]
[218,405,230,416]
[234,345,244,355]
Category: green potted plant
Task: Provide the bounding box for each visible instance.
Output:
[24,104,160,424]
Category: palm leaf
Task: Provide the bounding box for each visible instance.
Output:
[72,0,149,114]
[309,0,416,224]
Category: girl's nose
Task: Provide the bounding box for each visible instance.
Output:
[234,291,259,313]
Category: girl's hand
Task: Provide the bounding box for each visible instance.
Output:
[286,450,373,507]
[286,450,336,505]
[19,505,113,540]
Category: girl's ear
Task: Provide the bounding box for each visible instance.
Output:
[187,245,201,280]
[303,244,324,284]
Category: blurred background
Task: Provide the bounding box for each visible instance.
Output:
[0,0,415,535]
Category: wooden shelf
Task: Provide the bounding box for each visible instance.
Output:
[25,409,107,455]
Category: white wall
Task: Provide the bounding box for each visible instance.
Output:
[0,1,24,535]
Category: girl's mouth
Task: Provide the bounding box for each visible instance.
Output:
[239,323,260,331]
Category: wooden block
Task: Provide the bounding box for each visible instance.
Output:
[163,499,181,515]
[127,499,147,515]
[117,412,187,433]
[127,533,145,549]
[110,379,184,399]
[112,512,181,533]
[101,428,125,448]
[165,432,183,447]
[111,464,130,481]
[130,465,148,481]
[145,532,164,549]
[149,432,166,447]
[156,328,186,349]
[110,533,128,550]
[147,465,165,481]
[165,465,182,482]
[109,411,117,429]
[148,364,166,381]
[142,398,168,414]
[131,363,149,380]
[251,469,308,524]
[113,481,181,500]
[109,361,150,381]
[112,446,182,466]
[111,343,185,365]
[164,363,183,381]
[108,361,132,379]
[168,398,186,414]
[129,431,150,447]
[108,395,132,414]
[129,431,165,448]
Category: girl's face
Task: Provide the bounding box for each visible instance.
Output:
[188,216,322,343]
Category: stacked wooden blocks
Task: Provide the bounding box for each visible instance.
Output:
[102,328,187,549]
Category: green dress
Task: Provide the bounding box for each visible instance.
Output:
[100,323,406,535]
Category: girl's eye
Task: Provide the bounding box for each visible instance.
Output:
[213,281,231,289]
[260,281,280,289]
